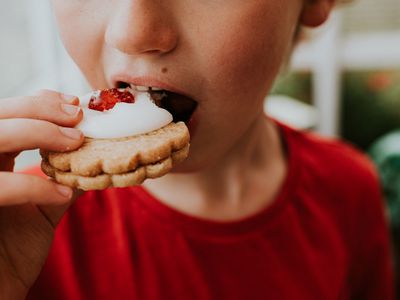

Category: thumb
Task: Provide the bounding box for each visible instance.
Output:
[38,189,84,228]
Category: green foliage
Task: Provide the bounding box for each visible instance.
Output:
[341,71,400,150]
[270,72,312,104]
[369,131,400,228]
[271,70,400,150]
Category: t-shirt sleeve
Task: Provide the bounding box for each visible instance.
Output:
[348,163,395,299]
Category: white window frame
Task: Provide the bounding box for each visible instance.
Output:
[291,10,400,136]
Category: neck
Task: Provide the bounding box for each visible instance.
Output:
[143,116,287,221]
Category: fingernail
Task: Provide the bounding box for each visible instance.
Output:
[56,184,73,199]
[59,127,82,140]
[62,94,78,103]
[61,104,81,116]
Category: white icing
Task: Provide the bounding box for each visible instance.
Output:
[76,90,172,139]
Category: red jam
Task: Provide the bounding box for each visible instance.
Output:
[88,88,135,111]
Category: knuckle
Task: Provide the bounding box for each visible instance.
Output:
[34,94,82,125]
[34,89,58,97]
[0,173,24,204]
[31,91,64,111]
[0,119,82,153]
[29,96,73,123]
[30,93,58,106]
[29,119,50,131]
[0,120,13,138]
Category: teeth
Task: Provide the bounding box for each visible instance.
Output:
[135,85,150,91]
[128,85,165,92]
[150,87,163,91]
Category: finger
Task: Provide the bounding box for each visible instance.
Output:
[38,188,85,228]
[0,172,74,206]
[0,118,83,153]
[0,90,82,127]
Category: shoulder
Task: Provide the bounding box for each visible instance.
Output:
[279,123,385,231]
[282,124,379,192]
[285,129,393,298]
[280,125,390,263]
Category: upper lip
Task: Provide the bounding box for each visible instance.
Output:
[111,74,193,98]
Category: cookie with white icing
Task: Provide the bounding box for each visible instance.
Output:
[40,88,190,190]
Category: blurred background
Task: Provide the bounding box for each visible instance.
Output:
[271,0,400,146]
[1,1,89,170]
[1,0,400,295]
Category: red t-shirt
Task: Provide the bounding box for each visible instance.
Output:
[27,124,394,299]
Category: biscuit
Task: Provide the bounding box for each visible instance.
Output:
[41,122,190,190]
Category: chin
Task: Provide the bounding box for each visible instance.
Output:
[170,160,204,174]
[171,148,222,174]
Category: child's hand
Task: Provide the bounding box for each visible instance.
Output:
[0,90,84,298]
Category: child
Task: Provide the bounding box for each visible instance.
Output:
[0,0,394,299]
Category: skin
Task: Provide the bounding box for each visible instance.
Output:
[0,91,85,298]
[52,0,333,220]
[0,0,334,298]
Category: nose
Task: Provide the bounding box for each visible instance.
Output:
[105,0,178,55]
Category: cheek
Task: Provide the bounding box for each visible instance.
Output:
[198,2,298,100]
[186,2,299,161]
[51,1,108,87]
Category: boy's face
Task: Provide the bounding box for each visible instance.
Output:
[52,0,303,171]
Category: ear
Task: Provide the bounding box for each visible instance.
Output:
[300,0,335,27]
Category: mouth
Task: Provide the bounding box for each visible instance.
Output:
[116,81,198,124]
